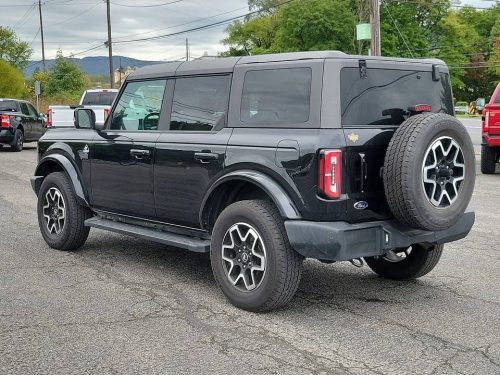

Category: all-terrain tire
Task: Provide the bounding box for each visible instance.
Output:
[210,200,303,312]
[481,144,496,174]
[37,172,91,251]
[383,113,475,231]
[365,244,443,280]
[11,129,23,152]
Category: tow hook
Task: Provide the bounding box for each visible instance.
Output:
[382,250,401,263]
[349,258,364,268]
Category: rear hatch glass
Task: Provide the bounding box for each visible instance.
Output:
[341,68,453,126]
[0,100,19,112]
[81,92,117,106]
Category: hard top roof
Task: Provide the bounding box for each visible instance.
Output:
[128,51,446,80]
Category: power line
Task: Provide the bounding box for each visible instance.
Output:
[113,0,296,45]
[382,0,414,57]
[112,5,248,42]
[45,1,102,29]
[110,0,183,8]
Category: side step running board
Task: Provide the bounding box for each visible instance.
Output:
[85,217,210,253]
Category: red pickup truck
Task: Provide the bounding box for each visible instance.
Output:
[481,83,500,174]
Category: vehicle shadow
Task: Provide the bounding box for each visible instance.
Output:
[79,232,437,313]
[0,145,37,152]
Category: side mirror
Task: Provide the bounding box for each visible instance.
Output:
[74,108,96,129]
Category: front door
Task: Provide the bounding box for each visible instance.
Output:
[154,74,232,228]
[18,102,34,140]
[90,79,167,219]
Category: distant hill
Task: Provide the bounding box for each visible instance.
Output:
[24,55,166,77]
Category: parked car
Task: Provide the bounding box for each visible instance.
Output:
[481,83,500,174]
[454,101,468,114]
[31,52,475,311]
[0,98,45,151]
[47,88,118,128]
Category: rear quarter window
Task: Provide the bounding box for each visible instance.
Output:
[240,67,312,124]
[341,68,454,126]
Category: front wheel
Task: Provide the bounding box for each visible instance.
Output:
[210,200,303,312]
[364,243,443,280]
[37,172,91,251]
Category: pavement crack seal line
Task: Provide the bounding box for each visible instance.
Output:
[297,291,500,372]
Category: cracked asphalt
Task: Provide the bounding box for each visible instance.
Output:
[1,120,499,374]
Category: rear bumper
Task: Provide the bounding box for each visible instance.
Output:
[285,210,475,261]
[0,129,14,144]
[483,134,500,147]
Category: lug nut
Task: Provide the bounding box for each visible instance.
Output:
[237,258,241,262]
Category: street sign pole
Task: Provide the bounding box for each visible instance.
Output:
[34,81,41,112]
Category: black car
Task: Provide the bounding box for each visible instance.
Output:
[31,52,475,311]
[0,98,45,151]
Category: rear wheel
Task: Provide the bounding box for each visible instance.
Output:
[210,200,303,312]
[364,243,443,280]
[481,144,496,174]
[37,172,91,251]
[11,129,23,152]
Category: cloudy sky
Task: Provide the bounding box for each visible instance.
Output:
[4,0,497,62]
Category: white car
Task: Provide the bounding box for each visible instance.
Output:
[47,89,118,128]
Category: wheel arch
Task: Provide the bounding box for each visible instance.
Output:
[32,154,90,207]
[200,170,301,231]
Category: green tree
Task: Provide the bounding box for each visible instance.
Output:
[46,51,88,97]
[26,67,49,97]
[224,0,357,55]
[274,0,356,53]
[0,27,32,70]
[0,59,24,98]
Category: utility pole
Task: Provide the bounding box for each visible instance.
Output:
[369,0,381,56]
[185,38,189,61]
[106,0,114,88]
[38,0,46,70]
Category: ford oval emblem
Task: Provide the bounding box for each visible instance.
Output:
[354,201,369,210]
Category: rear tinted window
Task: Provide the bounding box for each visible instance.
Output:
[81,91,117,105]
[341,68,453,126]
[495,92,500,104]
[0,100,19,112]
[241,68,311,124]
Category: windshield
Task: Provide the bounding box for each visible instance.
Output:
[81,91,117,106]
[0,100,19,112]
[341,68,453,126]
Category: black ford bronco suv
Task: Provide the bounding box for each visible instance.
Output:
[32,52,475,311]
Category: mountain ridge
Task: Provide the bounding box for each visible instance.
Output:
[24,55,166,77]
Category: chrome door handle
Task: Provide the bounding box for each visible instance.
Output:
[130,149,150,159]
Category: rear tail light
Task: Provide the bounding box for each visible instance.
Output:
[1,114,10,128]
[408,104,432,113]
[318,149,342,199]
[483,110,490,132]
[47,108,52,126]
[104,108,110,120]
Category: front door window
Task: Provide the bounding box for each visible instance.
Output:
[110,80,166,131]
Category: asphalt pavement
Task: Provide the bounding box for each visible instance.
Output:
[1,119,499,374]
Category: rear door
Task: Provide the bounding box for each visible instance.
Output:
[90,79,167,219]
[339,62,454,222]
[154,74,232,228]
[18,102,34,140]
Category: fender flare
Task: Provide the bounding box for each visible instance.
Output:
[32,153,89,207]
[199,170,302,226]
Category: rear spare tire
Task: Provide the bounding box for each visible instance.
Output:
[383,113,475,231]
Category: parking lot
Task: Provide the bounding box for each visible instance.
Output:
[0,119,499,374]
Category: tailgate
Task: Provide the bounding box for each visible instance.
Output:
[486,103,500,135]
